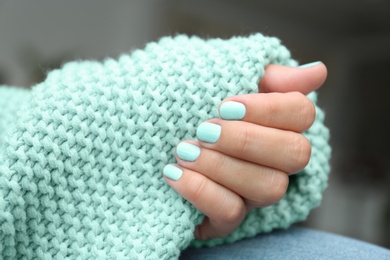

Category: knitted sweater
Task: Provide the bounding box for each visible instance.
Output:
[0,34,331,259]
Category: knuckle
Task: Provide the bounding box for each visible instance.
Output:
[191,176,208,201]
[290,134,312,172]
[289,92,316,130]
[289,91,305,99]
[210,154,230,179]
[300,98,316,130]
[231,126,254,155]
[268,172,289,203]
[302,98,316,130]
[262,97,279,125]
[219,199,245,225]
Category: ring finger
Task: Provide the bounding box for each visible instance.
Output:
[162,164,246,238]
[175,141,288,206]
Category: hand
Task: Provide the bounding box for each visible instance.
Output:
[163,62,327,240]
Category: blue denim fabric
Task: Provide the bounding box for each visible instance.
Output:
[180,227,390,260]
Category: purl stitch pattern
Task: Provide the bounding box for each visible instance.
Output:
[0,34,331,259]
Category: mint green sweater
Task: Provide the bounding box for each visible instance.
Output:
[0,34,331,259]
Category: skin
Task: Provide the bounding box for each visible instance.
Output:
[163,62,328,240]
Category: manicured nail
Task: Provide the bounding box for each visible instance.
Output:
[299,61,322,68]
[176,142,201,162]
[196,122,221,143]
[219,101,246,120]
[163,164,183,181]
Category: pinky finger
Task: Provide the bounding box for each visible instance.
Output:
[163,164,246,240]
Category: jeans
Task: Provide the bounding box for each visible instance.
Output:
[180,227,390,260]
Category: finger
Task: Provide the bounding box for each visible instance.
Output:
[195,120,311,174]
[175,141,289,206]
[162,164,246,239]
[194,212,251,240]
[219,92,315,133]
[259,62,327,94]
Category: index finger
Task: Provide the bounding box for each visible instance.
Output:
[219,92,316,133]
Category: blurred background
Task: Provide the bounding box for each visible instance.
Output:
[0,0,389,249]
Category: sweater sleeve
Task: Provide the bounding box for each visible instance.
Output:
[0,34,331,259]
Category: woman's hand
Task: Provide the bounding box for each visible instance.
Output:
[163,62,327,240]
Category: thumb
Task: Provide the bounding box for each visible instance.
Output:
[259,62,327,95]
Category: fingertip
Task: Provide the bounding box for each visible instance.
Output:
[300,61,328,77]
[162,164,183,182]
[259,62,328,95]
[317,62,328,86]
[298,61,328,90]
[219,101,247,120]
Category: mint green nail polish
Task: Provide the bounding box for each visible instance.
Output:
[219,101,246,120]
[298,61,322,68]
[196,122,221,143]
[163,164,183,181]
[176,142,201,162]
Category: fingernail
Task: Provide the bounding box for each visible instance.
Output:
[176,142,201,162]
[298,61,322,68]
[219,101,246,120]
[163,164,183,181]
[196,122,221,143]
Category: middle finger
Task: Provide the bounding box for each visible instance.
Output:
[195,119,311,174]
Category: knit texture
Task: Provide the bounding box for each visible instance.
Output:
[0,34,331,259]
[0,87,31,145]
